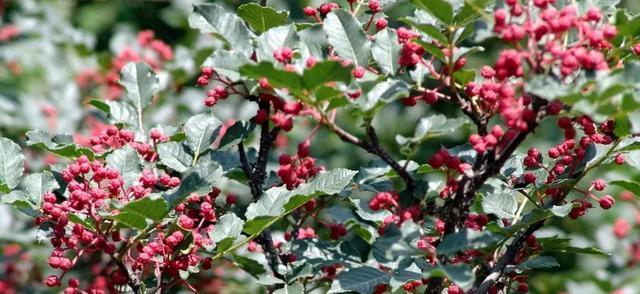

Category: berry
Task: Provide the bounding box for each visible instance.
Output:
[303,7,317,16]
[368,0,380,12]
[352,66,365,78]
[599,195,615,209]
[375,18,388,30]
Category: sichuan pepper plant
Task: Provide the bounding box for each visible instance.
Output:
[1,0,640,293]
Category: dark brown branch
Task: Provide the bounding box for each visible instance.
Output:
[471,218,545,293]
[321,118,416,197]
[114,258,142,294]
[238,141,257,196]
[238,101,284,280]
[365,126,416,193]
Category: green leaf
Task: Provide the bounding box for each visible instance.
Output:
[218,120,255,151]
[242,216,275,235]
[241,60,352,93]
[411,0,454,25]
[237,3,288,33]
[503,203,574,236]
[106,145,141,188]
[21,171,59,209]
[610,180,640,197]
[113,196,169,230]
[68,214,97,232]
[255,24,299,62]
[454,0,494,26]
[329,266,391,294]
[436,229,502,255]
[192,4,253,56]
[372,222,422,266]
[507,256,560,273]
[323,10,372,67]
[618,141,640,152]
[525,75,571,101]
[184,113,223,158]
[163,159,223,209]
[396,115,468,145]
[439,264,475,291]
[550,203,574,217]
[273,282,304,294]
[246,168,358,220]
[240,62,304,91]
[90,99,139,127]
[303,61,353,91]
[233,255,267,276]
[288,168,358,197]
[405,21,448,44]
[360,79,410,112]
[157,142,193,173]
[119,62,160,115]
[209,213,244,243]
[0,138,24,193]
[482,192,518,219]
[614,112,632,137]
[26,130,95,159]
[202,50,252,82]
[244,169,357,235]
[372,28,402,76]
[245,187,290,220]
[390,263,423,291]
[537,236,609,256]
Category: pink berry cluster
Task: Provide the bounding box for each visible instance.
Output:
[37,147,235,291]
[368,191,421,234]
[87,124,169,162]
[494,1,614,75]
[102,30,173,100]
[0,25,20,42]
[39,155,126,290]
[303,1,387,32]
[87,125,135,153]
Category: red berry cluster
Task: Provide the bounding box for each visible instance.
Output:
[427,149,472,199]
[277,140,323,189]
[130,192,218,278]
